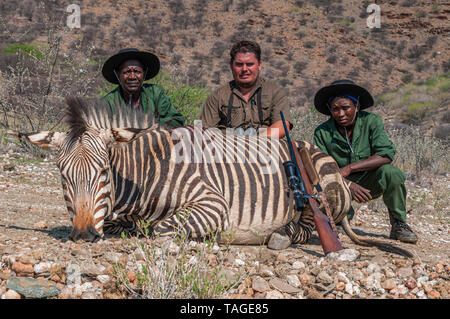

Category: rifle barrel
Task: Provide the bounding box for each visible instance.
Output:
[280,110,344,254]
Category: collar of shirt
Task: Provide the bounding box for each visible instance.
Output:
[330,112,362,151]
[230,77,263,102]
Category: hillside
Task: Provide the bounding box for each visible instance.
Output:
[0,0,449,129]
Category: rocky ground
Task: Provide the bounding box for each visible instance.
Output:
[0,149,449,300]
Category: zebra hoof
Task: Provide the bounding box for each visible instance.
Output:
[267,231,291,250]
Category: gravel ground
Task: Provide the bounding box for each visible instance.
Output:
[0,150,449,299]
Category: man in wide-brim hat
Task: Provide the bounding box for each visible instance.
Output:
[101,48,184,128]
[313,80,418,244]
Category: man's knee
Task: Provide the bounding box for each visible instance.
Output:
[376,164,406,187]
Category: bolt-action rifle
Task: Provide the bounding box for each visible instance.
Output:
[280,111,344,255]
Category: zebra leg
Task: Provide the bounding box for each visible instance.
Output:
[103,219,140,237]
[154,196,230,239]
[268,207,315,250]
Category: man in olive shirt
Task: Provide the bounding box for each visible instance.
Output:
[313,80,418,244]
[102,48,184,128]
[200,41,292,138]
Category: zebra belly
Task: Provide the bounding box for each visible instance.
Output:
[198,136,294,244]
[203,162,295,245]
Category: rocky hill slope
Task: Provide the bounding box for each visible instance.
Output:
[1,0,448,114]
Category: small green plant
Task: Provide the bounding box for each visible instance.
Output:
[3,43,44,59]
[149,72,209,125]
[425,72,450,92]
[113,217,233,299]
[326,55,338,64]
[94,79,118,98]
[403,101,436,124]
[401,72,413,84]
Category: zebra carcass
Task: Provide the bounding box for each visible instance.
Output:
[14,97,412,256]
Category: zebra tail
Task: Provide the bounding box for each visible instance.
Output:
[341,216,414,258]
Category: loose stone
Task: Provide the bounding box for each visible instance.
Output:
[269,277,301,293]
[381,279,396,290]
[252,276,271,292]
[6,277,60,299]
[326,249,360,262]
[2,289,21,299]
[286,274,301,288]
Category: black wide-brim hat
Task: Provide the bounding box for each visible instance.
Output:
[102,48,160,84]
[314,79,374,115]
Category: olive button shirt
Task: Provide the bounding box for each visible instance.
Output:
[102,83,185,128]
[200,77,292,131]
[313,111,396,168]
[313,111,408,222]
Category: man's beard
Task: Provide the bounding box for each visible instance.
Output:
[236,76,258,89]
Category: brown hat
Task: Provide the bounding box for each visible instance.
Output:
[102,48,160,84]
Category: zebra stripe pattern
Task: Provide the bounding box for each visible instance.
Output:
[57,129,113,240]
[23,98,353,245]
[103,125,351,245]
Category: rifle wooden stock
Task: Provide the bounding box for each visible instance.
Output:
[299,147,320,186]
[291,144,344,254]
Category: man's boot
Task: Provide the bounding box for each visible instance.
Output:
[388,211,418,244]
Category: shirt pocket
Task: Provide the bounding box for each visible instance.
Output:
[220,104,243,127]
[355,148,371,161]
[258,94,271,125]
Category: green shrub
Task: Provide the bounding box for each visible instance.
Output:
[403,101,436,124]
[387,126,449,178]
[293,61,308,74]
[326,55,337,64]
[95,80,118,98]
[304,41,316,49]
[3,43,44,59]
[149,72,209,125]
[425,72,450,92]
[401,73,413,84]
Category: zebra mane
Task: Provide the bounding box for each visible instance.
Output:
[64,97,159,136]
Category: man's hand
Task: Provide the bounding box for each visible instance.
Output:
[339,165,352,178]
[260,120,290,139]
[348,181,372,203]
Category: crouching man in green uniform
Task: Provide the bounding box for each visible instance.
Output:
[101,48,184,128]
[313,80,418,244]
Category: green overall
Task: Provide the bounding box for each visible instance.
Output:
[313,111,407,222]
[102,83,185,128]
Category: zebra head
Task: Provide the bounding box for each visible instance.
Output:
[18,97,155,242]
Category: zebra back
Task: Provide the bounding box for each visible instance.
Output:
[64,97,160,136]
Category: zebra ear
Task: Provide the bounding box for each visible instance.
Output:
[105,128,143,145]
[11,131,66,150]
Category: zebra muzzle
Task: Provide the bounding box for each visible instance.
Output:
[71,199,104,242]
[69,225,101,242]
